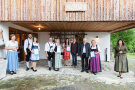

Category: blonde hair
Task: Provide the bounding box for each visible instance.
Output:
[91,40,96,43]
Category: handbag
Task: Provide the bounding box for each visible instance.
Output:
[90,51,95,58]
[61,52,64,55]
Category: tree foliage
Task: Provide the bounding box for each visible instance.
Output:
[111,28,135,52]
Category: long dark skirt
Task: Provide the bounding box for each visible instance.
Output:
[90,54,101,73]
[114,54,128,73]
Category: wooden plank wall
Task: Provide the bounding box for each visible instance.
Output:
[0,0,135,21]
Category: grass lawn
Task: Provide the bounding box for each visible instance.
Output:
[127,53,135,59]
[112,52,135,59]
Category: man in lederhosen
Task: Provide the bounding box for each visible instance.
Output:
[45,37,55,71]
[24,34,33,71]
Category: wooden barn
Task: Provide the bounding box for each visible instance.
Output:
[0,0,135,61]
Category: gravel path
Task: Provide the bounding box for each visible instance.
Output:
[2,59,135,85]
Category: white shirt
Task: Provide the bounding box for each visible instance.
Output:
[83,44,86,53]
[56,45,62,53]
[6,40,18,51]
[24,38,33,53]
[44,42,55,52]
[91,45,101,52]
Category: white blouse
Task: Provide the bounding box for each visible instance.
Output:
[30,42,40,50]
[91,45,101,52]
[6,40,18,51]
[56,45,62,53]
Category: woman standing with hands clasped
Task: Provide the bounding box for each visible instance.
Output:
[30,36,40,72]
[114,39,128,79]
[5,34,19,75]
[89,40,101,75]
[54,39,62,71]
[63,38,71,66]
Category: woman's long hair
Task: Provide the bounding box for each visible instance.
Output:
[117,39,125,46]
[65,38,69,45]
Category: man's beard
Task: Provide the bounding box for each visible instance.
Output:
[29,37,32,39]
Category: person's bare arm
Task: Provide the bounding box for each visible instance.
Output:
[5,46,17,51]
[45,51,48,57]
[1,30,4,40]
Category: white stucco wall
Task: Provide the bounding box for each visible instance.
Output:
[85,32,110,61]
[0,23,9,59]
[38,32,111,61]
[38,32,50,59]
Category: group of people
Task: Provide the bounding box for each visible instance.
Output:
[44,37,102,74]
[4,33,129,79]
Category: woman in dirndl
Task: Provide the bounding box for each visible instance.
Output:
[114,39,128,79]
[63,38,71,66]
[5,34,19,75]
[30,36,40,72]
[89,40,101,75]
[54,39,62,71]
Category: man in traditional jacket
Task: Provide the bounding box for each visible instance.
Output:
[79,38,90,73]
[71,38,78,67]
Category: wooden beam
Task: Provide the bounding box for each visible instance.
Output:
[0,0,135,21]
[110,23,135,33]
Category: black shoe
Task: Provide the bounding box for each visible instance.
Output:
[49,67,51,71]
[26,67,29,71]
[93,72,96,75]
[31,67,33,70]
[13,71,16,74]
[33,70,37,72]
[55,68,60,71]
[55,69,59,71]
[81,70,84,72]
[9,71,14,75]
[86,71,89,73]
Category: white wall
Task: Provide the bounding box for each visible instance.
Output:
[0,23,9,59]
[38,32,111,61]
[85,32,110,61]
[38,32,50,59]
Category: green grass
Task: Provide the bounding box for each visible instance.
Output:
[127,53,135,59]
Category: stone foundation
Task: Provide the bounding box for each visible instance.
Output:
[0,59,7,79]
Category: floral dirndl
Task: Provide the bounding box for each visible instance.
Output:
[31,43,40,61]
[63,45,70,60]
